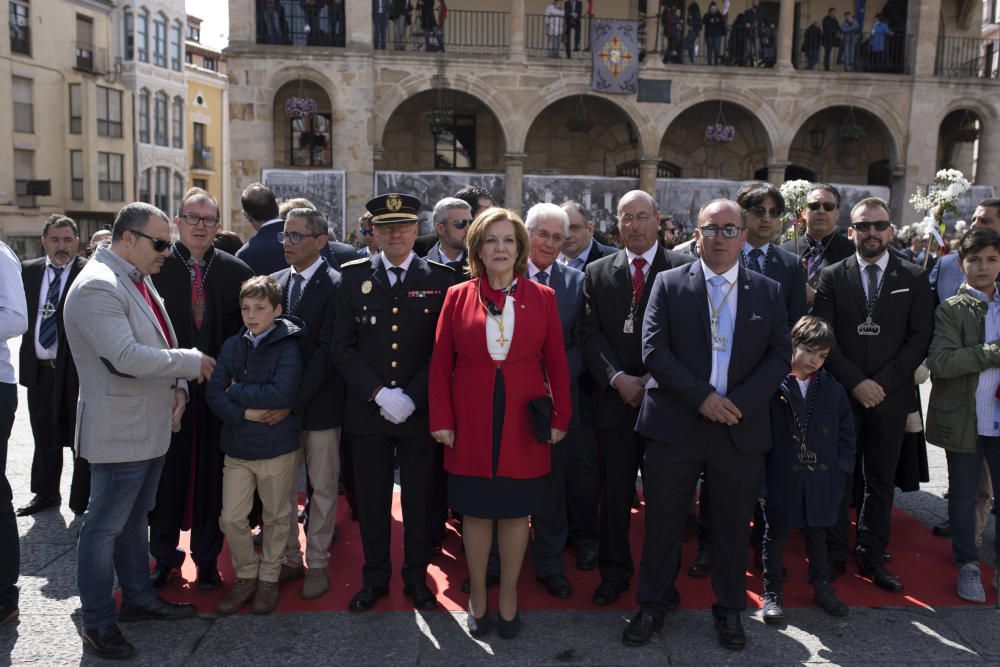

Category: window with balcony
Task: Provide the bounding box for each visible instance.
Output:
[12,76,32,133]
[434,114,476,170]
[154,91,168,146]
[290,113,332,167]
[123,7,133,60]
[202,56,217,71]
[173,171,183,214]
[172,96,183,148]
[69,84,82,134]
[136,9,148,62]
[97,87,123,138]
[153,14,167,67]
[193,178,207,189]
[139,168,151,203]
[193,122,213,169]
[155,166,169,212]
[9,1,29,56]
[185,52,192,64]
[70,150,84,200]
[76,14,95,71]
[188,24,200,42]
[98,152,124,201]
[138,88,150,143]
[170,20,182,71]
[14,149,35,207]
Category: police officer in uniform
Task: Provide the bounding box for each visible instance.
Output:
[333,194,458,612]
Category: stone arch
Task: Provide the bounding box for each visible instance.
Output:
[786,105,899,186]
[272,79,334,168]
[658,100,773,180]
[785,96,905,167]
[937,107,984,178]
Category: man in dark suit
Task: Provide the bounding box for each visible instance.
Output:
[780,183,854,304]
[269,207,344,600]
[812,196,934,592]
[17,215,89,516]
[581,190,695,606]
[523,203,585,598]
[625,199,790,649]
[560,201,616,272]
[564,0,584,56]
[278,197,360,269]
[333,193,458,612]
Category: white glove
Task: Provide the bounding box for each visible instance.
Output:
[395,390,416,421]
[375,387,414,424]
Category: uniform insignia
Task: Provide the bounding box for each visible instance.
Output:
[386,194,402,212]
[361,280,373,294]
[407,289,442,298]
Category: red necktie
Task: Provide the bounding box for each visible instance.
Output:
[631,256,647,304]
[191,263,205,330]
[133,277,174,347]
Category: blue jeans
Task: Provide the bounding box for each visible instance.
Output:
[706,36,721,64]
[946,436,1000,567]
[77,456,165,630]
[373,13,388,49]
[0,383,18,611]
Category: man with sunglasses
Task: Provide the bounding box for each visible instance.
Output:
[426,197,472,276]
[780,184,855,303]
[812,197,934,594]
[148,188,254,593]
[627,199,790,650]
[64,203,216,659]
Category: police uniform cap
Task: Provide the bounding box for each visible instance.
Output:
[366,193,422,225]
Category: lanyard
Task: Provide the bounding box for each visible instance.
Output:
[707,277,737,332]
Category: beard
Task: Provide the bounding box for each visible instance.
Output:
[858,237,887,259]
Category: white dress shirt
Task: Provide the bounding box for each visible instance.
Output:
[34,258,74,360]
[0,242,29,384]
[383,251,415,285]
[484,294,515,361]
[289,255,325,299]
[701,259,740,396]
[855,250,891,303]
[625,244,658,281]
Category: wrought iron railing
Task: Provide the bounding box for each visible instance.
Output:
[257,0,346,47]
[935,35,1000,79]
[192,146,214,170]
[75,42,109,73]
[525,14,601,59]
[793,30,912,74]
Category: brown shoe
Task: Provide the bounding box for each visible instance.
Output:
[252,580,279,614]
[302,567,329,599]
[216,577,257,615]
[278,562,305,583]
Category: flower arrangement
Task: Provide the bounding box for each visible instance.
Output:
[910,169,971,266]
[779,179,812,252]
[284,97,317,119]
[425,109,454,135]
[704,123,736,143]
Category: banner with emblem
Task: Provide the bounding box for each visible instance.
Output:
[590,20,639,95]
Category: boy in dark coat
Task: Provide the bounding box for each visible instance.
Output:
[761,315,855,623]
[205,276,304,616]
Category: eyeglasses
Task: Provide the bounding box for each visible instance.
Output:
[748,206,782,218]
[532,230,567,244]
[277,231,324,245]
[699,225,744,238]
[131,230,171,252]
[452,219,472,230]
[806,202,838,212]
[851,220,891,233]
[359,228,373,237]
[178,214,220,228]
[618,212,653,224]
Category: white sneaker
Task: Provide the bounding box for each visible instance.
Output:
[957,563,985,603]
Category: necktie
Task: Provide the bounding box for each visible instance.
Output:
[536,270,549,286]
[806,238,825,284]
[570,257,585,271]
[709,275,734,396]
[631,257,647,304]
[38,265,65,350]
[132,277,174,347]
[748,248,765,274]
[288,273,304,314]
[191,263,205,330]
[390,266,405,297]
[864,264,880,314]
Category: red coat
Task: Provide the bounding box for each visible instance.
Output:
[429,277,571,479]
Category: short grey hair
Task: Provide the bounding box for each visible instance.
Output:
[112,202,169,242]
[286,207,329,237]
[525,203,570,234]
[432,197,471,225]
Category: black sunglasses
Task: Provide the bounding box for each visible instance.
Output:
[806,202,838,212]
[700,225,744,238]
[452,219,472,230]
[851,220,891,233]
[131,230,171,252]
[749,206,783,218]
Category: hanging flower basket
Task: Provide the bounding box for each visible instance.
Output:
[425,110,454,135]
[840,124,865,141]
[951,126,980,142]
[705,123,736,143]
[285,97,317,119]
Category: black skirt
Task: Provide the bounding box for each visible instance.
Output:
[448,368,545,519]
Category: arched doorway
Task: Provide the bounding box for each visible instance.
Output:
[937,108,982,181]
[788,106,897,185]
[272,80,334,168]
[659,101,771,180]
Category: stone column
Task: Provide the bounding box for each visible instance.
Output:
[346,0,373,49]
[638,157,659,195]
[776,0,796,70]
[228,0,255,48]
[510,0,526,62]
[504,152,526,214]
[911,0,942,76]
[890,166,909,223]
[767,160,789,185]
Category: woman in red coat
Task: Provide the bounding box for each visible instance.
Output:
[429,208,571,639]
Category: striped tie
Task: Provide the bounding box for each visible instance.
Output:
[38,265,65,350]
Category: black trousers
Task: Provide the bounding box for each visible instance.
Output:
[530,429,573,577]
[26,365,89,510]
[698,476,766,556]
[638,421,764,617]
[565,21,581,57]
[596,420,646,588]
[762,523,829,595]
[827,406,906,564]
[352,433,436,588]
[0,383,18,610]
[566,399,599,550]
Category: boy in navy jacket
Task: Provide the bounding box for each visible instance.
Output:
[761,315,856,624]
[206,275,303,615]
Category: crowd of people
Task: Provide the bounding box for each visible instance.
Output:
[1,179,999,660]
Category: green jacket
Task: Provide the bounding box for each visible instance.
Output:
[925,286,1000,453]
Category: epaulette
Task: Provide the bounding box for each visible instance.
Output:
[339,257,371,269]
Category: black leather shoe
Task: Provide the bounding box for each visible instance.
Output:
[714,613,747,650]
[536,573,572,599]
[761,593,784,624]
[348,585,389,612]
[622,610,663,647]
[687,550,711,578]
[932,521,952,537]
[814,583,849,617]
[403,582,439,610]
[461,573,500,594]
[575,543,598,571]
[592,579,622,605]
[196,566,222,591]
[150,562,179,589]
[858,558,903,593]
[118,596,197,622]
[15,494,60,516]
[497,609,521,639]
[80,625,135,660]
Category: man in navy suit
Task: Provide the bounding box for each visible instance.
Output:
[278,198,361,270]
[523,203,585,598]
[625,199,790,650]
[559,201,616,272]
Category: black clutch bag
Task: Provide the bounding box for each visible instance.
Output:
[528,396,553,444]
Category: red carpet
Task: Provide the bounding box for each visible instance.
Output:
[159,494,997,613]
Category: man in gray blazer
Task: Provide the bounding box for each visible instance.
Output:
[64,203,215,660]
[425,196,471,274]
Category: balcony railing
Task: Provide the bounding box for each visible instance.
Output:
[794,30,912,74]
[15,180,36,208]
[257,0,345,47]
[386,10,509,55]
[75,42,108,73]
[525,14,603,59]
[649,21,771,67]
[936,35,1000,79]
[192,146,214,170]
[10,23,30,56]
